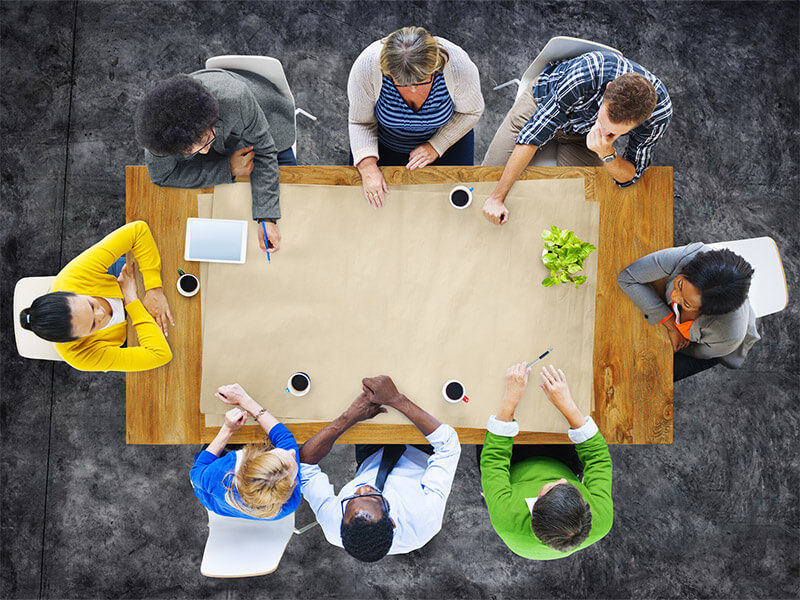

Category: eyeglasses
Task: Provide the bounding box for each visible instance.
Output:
[183,129,216,158]
[340,490,391,516]
[394,76,433,87]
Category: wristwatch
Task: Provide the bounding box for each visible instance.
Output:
[601,149,618,163]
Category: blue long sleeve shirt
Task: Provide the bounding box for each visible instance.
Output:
[190,423,301,520]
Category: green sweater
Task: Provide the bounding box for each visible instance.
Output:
[480,430,613,560]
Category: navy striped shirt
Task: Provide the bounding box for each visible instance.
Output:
[375,72,455,153]
[517,51,672,187]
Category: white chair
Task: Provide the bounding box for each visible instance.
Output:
[200,510,317,578]
[705,237,788,318]
[13,276,63,362]
[493,37,622,167]
[204,55,317,156]
[494,36,623,101]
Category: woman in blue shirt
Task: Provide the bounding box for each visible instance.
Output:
[190,383,300,520]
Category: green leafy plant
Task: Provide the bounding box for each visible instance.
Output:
[541,225,597,289]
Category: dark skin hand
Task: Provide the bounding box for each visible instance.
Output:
[361,375,441,437]
[361,375,404,408]
[299,392,386,464]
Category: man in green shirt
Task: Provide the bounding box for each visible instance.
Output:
[480,363,613,560]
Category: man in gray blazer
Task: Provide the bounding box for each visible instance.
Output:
[135,69,296,254]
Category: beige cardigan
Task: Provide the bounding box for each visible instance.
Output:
[347,37,484,165]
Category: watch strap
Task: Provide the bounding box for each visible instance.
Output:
[601,149,618,163]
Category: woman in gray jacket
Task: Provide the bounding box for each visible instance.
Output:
[618,243,759,381]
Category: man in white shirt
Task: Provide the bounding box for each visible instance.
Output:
[299,375,461,562]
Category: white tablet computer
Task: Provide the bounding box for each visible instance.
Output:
[184,218,248,264]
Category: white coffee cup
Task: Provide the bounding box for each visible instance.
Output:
[449,186,474,209]
[286,372,311,397]
[176,272,200,297]
[442,379,469,403]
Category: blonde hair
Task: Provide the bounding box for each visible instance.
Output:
[224,441,297,519]
[379,26,449,86]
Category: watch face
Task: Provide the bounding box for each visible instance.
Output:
[603,152,617,163]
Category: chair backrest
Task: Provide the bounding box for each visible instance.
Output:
[13,276,63,361]
[205,55,294,105]
[205,55,297,154]
[200,510,296,577]
[516,36,623,101]
[705,236,788,318]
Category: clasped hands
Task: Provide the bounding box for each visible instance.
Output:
[344,375,407,422]
[117,259,174,336]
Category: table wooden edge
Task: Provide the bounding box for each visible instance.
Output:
[125,165,673,445]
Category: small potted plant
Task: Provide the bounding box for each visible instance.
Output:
[541,225,597,289]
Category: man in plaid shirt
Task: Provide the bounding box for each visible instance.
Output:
[482,50,672,225]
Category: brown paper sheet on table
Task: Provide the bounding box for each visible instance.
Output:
[198,180,598,433]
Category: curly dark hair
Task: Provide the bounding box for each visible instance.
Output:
[681,248,754,315]
[19,291,78,343]
[340,511,394,562]
[134,74,219,155]
[531,483,592,552]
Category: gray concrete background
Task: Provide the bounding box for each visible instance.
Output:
[1,1,798,598]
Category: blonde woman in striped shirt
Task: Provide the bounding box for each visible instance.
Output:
[347,26,484,207]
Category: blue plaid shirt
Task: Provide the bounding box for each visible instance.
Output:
[517,51,672,187]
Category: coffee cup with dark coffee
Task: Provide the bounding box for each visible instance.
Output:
[449,185,474,210]
[442,379,469,403]
[177,272,200,297]
[287,372,311,397]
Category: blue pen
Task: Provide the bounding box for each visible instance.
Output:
[261,221,271,263]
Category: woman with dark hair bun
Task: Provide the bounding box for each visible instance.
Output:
[618,243,760,380]
[18,221,173,372]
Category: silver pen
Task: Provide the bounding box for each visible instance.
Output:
[526,348,553,369]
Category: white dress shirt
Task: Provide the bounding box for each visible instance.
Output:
[300,424,461,554]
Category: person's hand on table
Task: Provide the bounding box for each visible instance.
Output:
[539,365,577,411]
[406,142,439,170]
[362,375,405,409]
[344,392,387,423]
[142,287,174,336]
[117,260,140,305]
[230,146,255,177]
[215,383,260,413]
[357,157,388,208]
[223,408,248,432]
[663,318,690,352]
[482,194,510,225]
[504,362,531,404]
[257,221,281,253]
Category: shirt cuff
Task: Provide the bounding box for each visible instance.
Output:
[486,416,519,437]
[568,416,599,444]
[256,218,278,223]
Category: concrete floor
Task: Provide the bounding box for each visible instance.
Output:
[1,1,798,598]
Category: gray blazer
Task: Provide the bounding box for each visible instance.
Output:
[617,243,760,368]
[144,69,295,220]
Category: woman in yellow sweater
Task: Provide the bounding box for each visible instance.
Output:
[19,220,174,372]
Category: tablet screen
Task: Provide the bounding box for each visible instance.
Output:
[184,218,248,264]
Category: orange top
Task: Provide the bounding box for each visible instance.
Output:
[670,301,694,339]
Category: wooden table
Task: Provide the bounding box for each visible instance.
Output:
[126,165,673,445]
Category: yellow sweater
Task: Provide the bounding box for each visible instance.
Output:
[51,221,173,372]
